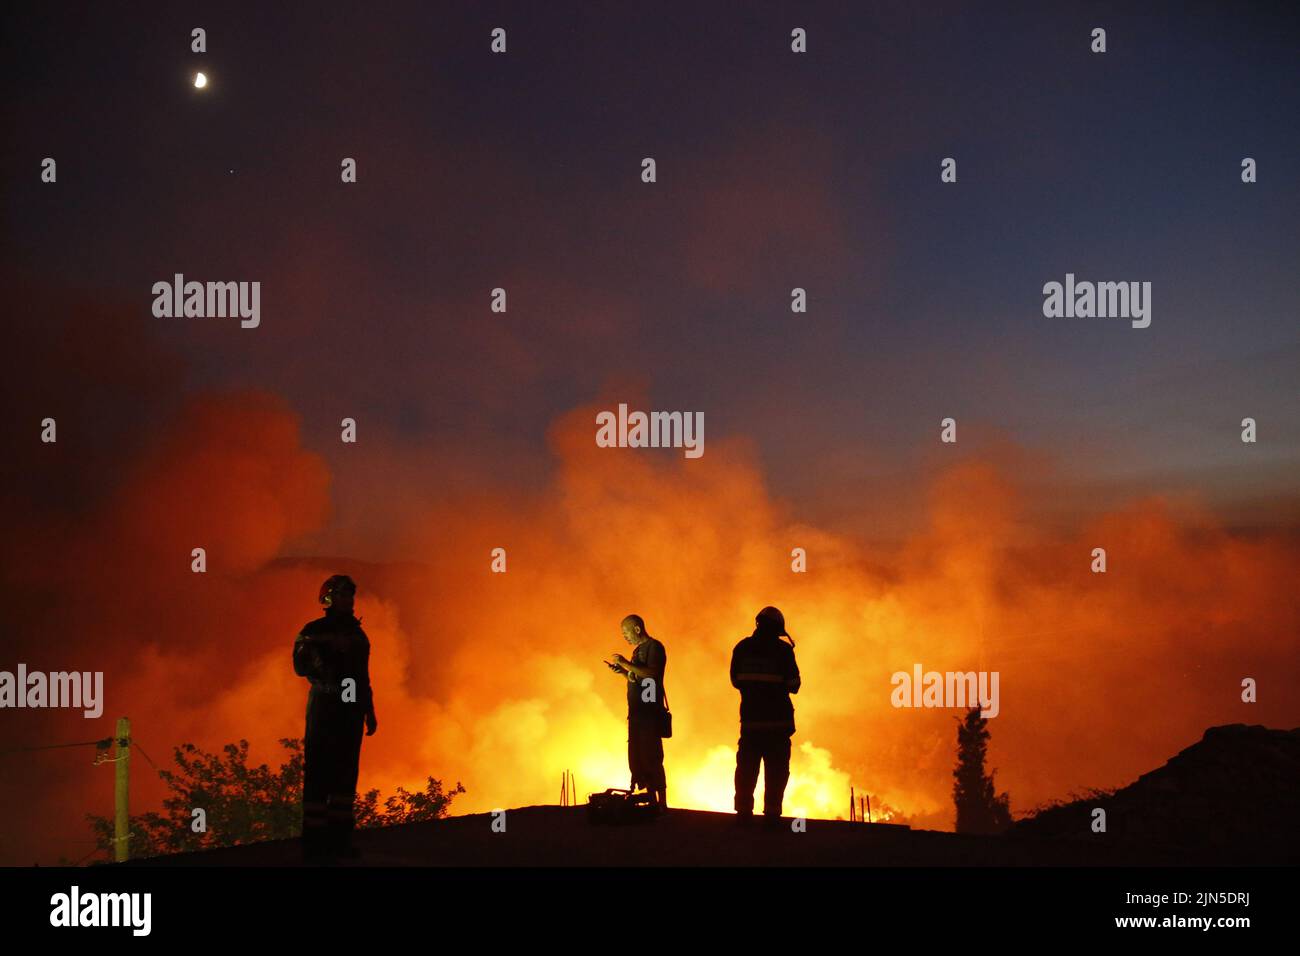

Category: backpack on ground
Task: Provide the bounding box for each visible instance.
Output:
[586,788,657,825]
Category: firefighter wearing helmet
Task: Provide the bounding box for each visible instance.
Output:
[730,606,800,827]
[293,574,377,860]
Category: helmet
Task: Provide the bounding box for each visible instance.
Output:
[756,606,794,645]
[318,574,357,608]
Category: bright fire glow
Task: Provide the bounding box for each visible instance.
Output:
[23,392,1295,858]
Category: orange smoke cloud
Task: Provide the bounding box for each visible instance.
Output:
[2,391,1297,864]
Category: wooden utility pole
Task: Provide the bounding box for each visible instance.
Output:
[113,717,130,862]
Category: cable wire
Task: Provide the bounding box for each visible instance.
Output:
[0,738,111,756]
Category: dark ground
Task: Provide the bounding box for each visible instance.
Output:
[1010,724,1299,865]
[122,723,1297,868]
[122,804,1250,868]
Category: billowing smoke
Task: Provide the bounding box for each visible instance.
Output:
[2,379,1297,865]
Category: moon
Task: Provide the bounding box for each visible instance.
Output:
[194,72,207,89]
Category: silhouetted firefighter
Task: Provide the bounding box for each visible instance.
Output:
[731,606,801,827]
[293,574,378,860]
[606,614,668,812]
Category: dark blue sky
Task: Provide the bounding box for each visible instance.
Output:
[5,0,1297,550]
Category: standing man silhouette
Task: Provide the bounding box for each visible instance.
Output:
[293,574,377,860]
[608,613,668,812]
[731,606,800,827]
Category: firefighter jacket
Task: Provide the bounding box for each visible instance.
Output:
[729,631,800,735]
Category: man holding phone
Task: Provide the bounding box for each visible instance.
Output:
[606,613,668,813]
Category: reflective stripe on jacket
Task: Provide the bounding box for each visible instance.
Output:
[730,633,800,735]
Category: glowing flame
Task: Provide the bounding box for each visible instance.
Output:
[6,391,1297,864]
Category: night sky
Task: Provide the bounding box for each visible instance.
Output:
[7,1,1297,549]
[1,1,1298,865]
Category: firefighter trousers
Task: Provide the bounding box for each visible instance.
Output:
[734,730,792,817]
[302,690,365,855]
